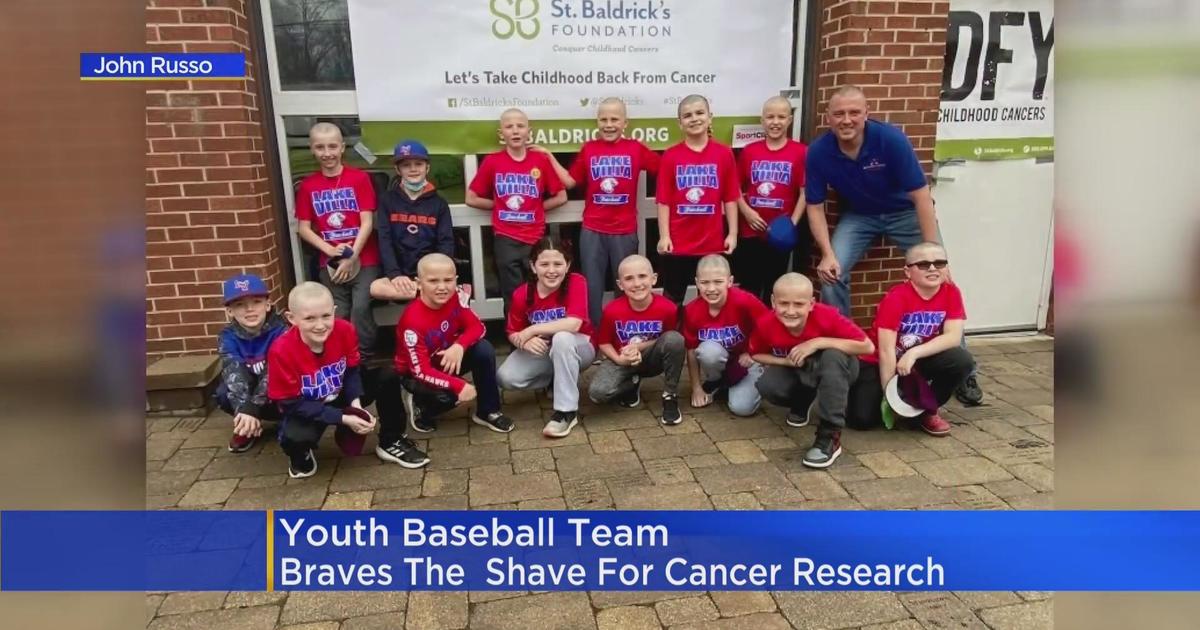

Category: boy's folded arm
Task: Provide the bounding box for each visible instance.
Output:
[243,373,270,417]
[342,366,364,403]
[811,335,874,356]
[400,328,467,394]
[219,357,254,411]
[752,353,791,367]
[456,310,487,349]
[279,397,344,425]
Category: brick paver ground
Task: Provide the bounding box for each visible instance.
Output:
[146,337,1054,629]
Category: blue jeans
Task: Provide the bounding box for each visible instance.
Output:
[821,209,974,375]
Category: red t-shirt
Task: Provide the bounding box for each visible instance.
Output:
[294,165,380,266]
[682,286,768,355]
[469,150,564,245]
[267,318,360,402]
[568,138,660,235]
[738,139,807,238]
[507,273,592,336]
[748,303,868,358]
[655,140,740,256]
[394,297,486,394]
[596,293,679,351]
[863,281,967,364]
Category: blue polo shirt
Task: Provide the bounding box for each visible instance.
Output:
[805,119,928,215]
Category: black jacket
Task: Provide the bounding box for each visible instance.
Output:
[376,184,455,279]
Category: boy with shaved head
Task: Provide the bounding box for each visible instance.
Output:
[268,282,428,479]
[750,273,874,468]
[733,95,809,303]
[294,122,381,359]
[394,253,515,434]
[466,108,567,315]
[589,254,686,425]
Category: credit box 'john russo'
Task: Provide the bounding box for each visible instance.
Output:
[85,54,214,77]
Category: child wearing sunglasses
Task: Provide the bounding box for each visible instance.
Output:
[849,242,975,435]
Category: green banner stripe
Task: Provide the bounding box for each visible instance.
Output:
[935,137,1054,161]
[362,116,761,154]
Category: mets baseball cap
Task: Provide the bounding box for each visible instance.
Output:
[222,273,270,305]
[392,139,430,162]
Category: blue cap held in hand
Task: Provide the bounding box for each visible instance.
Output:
[766,215,798,252]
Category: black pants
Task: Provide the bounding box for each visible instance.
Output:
[279,367,411,457]
[404,339,502,420]
[659,253,704,306]
[495,235,532,316]
[732,238,792,305]
[789,219,815,274]
[846,347,976,430]
[756,349,859,437]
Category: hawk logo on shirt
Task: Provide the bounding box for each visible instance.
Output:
[896,311,948,356]
[505,195,525,210]
[755,182,775,196]
[685,187,703,203]
[615,320,663,344]
[300,357,347,402]
[327,212,345,228]
[600,177,618,193]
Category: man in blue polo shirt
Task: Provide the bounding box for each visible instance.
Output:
[805,85,983,405]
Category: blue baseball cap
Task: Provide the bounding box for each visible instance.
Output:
[222,273,269,305]
[766,215,799,252]
[393,139,430,162]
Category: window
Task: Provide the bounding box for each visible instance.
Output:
[270,0,355,91]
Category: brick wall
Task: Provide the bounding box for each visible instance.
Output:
[145,0,287,356]
[812,0,949,326]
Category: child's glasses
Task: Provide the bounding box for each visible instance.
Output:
[906,259,949,271]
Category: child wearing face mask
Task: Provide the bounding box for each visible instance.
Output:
[370,140,457,305]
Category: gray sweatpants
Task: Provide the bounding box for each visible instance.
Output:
[579,227,639,328]
[756,349,859,437]
[588,331,685,402]
[320,263,380,358]
[695,341,763,417]
[497,332,595,412]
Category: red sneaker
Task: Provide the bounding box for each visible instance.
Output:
[921,412,952,437]
[228,433,257,453]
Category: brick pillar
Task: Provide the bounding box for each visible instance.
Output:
[145,0,287,357]
[812,0,949,325]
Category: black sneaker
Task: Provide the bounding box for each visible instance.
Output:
[954,375,984,406]
[802,431,842,469]
[787,398,818,428]
[701,378,724,396]
[660,394,682,426]
[542,410,578,438]
[376,437,430,469]
[473,411,515,433]
[404,389,436,434]
[617,376,642,408]
[288,449,317,479]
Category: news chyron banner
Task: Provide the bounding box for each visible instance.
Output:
[936,0,1054,161]
[8,511,1200,591]
[346,0,793,153]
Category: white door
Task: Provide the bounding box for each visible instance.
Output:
[932,159,1054,332]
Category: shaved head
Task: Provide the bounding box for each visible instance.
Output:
[905,241,947,264]
[417,253,456,277]
[773,272,813,296]
[618,254,652,276]
[309,122,343,142]
[288,281,333,313]
[696,254,731,276]
[762,95,792,114]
